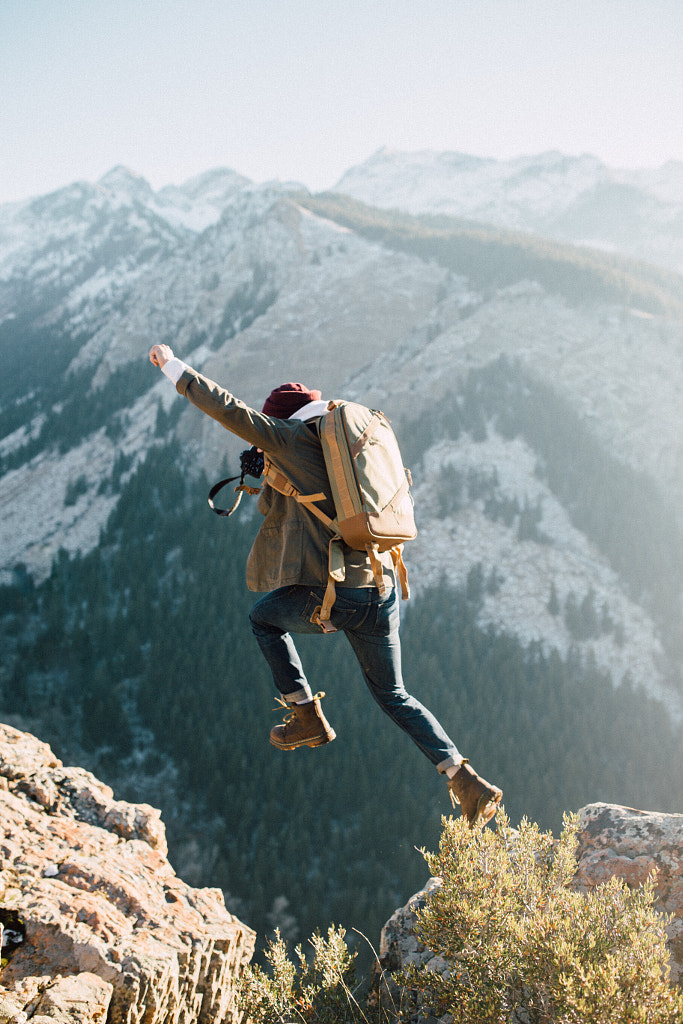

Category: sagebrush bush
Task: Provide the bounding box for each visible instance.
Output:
[406,811,683,1024]
[238,924,393,1023]
[238,812,683,1024]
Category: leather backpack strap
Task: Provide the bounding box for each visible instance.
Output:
[310,536,346,633]
[390,545,411,599]
[365,543,388,596]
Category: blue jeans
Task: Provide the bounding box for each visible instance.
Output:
[249,585,461,772]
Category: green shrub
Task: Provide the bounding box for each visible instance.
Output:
[238,925,393,1023]
[404,811,683,1024]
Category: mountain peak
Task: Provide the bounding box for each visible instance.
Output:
[97,166,154,200]
[172,167,251,200]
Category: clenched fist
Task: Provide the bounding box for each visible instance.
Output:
[149,344,174,368]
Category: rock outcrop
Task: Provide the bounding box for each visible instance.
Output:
[0,723,255,1023]
[575,802,683,986]
[373,802,683,1020]
[370,877,444,1023]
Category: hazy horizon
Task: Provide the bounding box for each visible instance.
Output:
[2,0,681,205]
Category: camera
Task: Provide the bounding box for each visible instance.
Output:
[240,446,265,479]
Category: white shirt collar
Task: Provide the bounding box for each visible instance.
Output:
[288,399,329,421]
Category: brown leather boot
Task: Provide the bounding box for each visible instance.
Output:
[447,760,502,827]
[270,692,336,750]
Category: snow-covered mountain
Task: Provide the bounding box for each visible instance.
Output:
[335,148,683,272]
[0,168,448,573]
[1,160,682,724]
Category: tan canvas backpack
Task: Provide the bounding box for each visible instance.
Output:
[264,400,417,631]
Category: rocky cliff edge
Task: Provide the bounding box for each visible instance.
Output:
[0,723,255,1024]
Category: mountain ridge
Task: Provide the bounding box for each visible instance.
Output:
[335,147,683,272]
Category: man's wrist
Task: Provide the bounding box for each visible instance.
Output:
[161,358,188,385]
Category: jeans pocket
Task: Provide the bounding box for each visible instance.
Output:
[301,590,369,632]
[370,587,398,636]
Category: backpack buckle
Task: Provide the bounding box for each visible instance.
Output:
[310,606,338,633]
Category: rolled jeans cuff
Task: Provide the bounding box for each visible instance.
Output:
[436,755,464,775]
[282,685,311,704]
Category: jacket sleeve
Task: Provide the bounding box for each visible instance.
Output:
[176,366,297,452]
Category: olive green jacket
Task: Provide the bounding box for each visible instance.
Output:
[176,367,394,593]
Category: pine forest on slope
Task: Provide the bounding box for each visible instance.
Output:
[299,191,683,319]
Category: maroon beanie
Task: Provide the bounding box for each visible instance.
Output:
[261,382,322,418]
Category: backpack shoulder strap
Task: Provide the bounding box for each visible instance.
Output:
[263,456,345,633]
[262,459,337,532]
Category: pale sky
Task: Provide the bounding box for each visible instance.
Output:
[1,0,681,205]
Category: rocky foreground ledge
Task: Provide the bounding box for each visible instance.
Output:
[0,723,255,1024]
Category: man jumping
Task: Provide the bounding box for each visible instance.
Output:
[149,344,502,825]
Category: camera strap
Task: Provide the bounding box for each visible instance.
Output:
[208,445,265,516]
[208,472,262,517]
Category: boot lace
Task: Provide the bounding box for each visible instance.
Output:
[272,692,327,719]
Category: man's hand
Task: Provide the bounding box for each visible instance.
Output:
[149,344,174,369]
